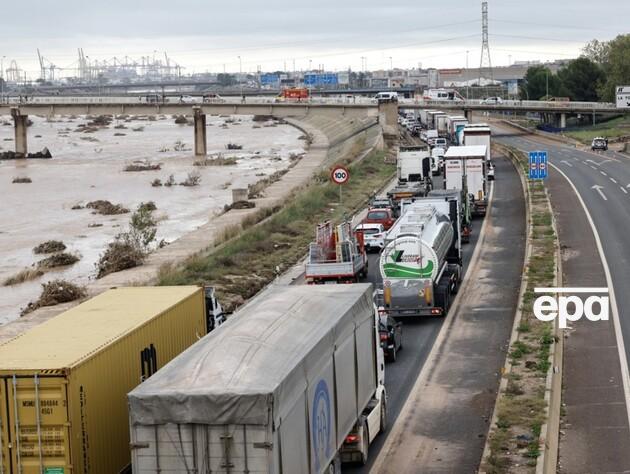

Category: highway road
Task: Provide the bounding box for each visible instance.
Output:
[493,124,630,472]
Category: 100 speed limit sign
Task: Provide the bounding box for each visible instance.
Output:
[331,166,350,185]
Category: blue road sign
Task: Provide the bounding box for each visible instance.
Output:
[528,151,548,180]
[539,151,548,179]
[529,151,539,179]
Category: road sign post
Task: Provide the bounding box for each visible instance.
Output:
[331,165,350,204]
[529,151,548,180]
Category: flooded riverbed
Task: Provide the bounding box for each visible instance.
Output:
[0,114,304,323]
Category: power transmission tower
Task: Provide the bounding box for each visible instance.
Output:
[479,1,493,86]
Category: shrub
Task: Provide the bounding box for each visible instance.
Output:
[21,280,87,315]
[33,240,66,254]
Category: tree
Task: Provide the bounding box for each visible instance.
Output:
[521,66,562,100]
[557,57,604,102]
[599,34,630,102]
[582,39,610,65]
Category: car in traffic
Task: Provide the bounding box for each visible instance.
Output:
[591,137,608,151]
[354,223,386,252]
[363,207,396,230]
[482,96,503,105]
[375,91,398,103]
[487,162,495,180]
[202,93,225,103]
[179,95,196,104]
[379,314,403,362]
[433,137,448,149]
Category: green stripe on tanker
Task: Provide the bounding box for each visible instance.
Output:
[379,235,439,280]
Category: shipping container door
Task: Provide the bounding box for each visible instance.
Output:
[1,379,10,473]
[5,375,71,474]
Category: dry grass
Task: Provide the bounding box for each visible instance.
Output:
[123,162,161,172]
[193,156,238,166]
[3,268,44,286]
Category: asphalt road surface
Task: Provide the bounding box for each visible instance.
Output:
[346,172,486,473]
[493,123,630,472]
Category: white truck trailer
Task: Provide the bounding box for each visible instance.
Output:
[444,145,488,216]
[128,284,387,473]
[397,145,432,184]
[463,124,492,162]
[379,202,461,318]
[436,114,450,137]
[447,116,469,144]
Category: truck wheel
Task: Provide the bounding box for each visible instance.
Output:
[380,396,388,432]
[391,345,397,362]
[360,420,370,465]
[327,454,342,474]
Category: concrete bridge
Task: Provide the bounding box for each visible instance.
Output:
[0,96,621,156]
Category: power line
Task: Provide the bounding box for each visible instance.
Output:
[490,33,584,43]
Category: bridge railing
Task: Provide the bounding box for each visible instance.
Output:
[398,98,618,110]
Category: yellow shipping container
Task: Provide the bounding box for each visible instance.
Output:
[0,286,207,474]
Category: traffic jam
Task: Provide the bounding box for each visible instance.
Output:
[306,101,494,363]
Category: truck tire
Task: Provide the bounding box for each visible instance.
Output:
[327,454,342,474]
[380,396,388,433]
[435,283,448,312]
[360,420,370,465]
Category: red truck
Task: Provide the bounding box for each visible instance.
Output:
[280,87,310,100]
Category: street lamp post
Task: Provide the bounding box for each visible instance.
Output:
[545,69,549,100]
[466,50,469,100]
[389,56,393,70]
[0,56,5,103]
[238,56,243,100]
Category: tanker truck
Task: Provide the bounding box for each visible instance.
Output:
[379,201,462,318]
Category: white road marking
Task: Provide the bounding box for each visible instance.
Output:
[601,171,608,176]
[590,166,597,170]
[592,185,608,200]
[621,187,628,194]
[560,160,573,167]
[611,178,618,184]
[550,162,630,445]
[535,287,609,293]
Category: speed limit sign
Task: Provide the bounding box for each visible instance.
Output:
[331,166,350,185]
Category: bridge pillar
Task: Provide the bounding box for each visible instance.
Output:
[193,108,207,157]
[378,101,399,162]
[464,109,473,123]
[559,113,567,129]
[11,109,28,157]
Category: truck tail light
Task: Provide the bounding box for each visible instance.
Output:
[431,308,442,315]
[345,434,359,444]
[384,286,392,305]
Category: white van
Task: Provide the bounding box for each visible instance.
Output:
[423,88,463,101]
[375,91,399,103]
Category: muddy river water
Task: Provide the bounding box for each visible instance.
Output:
[0,114,304,323]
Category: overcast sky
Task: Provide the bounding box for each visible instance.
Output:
[0,0,628,77]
